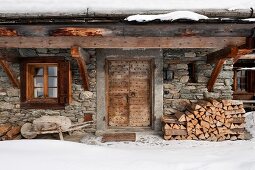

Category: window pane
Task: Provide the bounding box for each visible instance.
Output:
[48,66,57,76]
[34,77,44,87]
[48,77,57,87]
[34,88,44,98]
[48,88,57,98]
[34,67,43,76]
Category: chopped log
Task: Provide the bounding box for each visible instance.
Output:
[164,129,187,136]
[21,123,38,139]
[5,125,21,140]
[173,124,180,129]
[198,133,206,140]
[222,100,232,106]
[185,111,195,119]
[101,133,136,143]
[175,111,186,122]
[164,135,172,140]
[228,106,234,110]
[235,108,245,114]
[164,123,171,130]
[195,129,203,136]
[201,121,210,129]
[191,119,198,126]
[0,123,12,137]
[206,98,221,107]
[190,103,202,110]
[161,115,186,125]
[33,116,72,131]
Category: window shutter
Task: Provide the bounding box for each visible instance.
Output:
[58,60,72,105]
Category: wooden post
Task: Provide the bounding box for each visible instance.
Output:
[70,46,89,91]
[0,58,20,88]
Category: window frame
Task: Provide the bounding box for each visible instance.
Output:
[20,57,71,109]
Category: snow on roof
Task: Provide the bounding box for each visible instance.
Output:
[125,11,209,22]
[0,0,254,15]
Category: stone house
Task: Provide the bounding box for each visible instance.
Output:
[0,3,254,135]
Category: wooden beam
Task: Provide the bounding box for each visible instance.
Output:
[51,27,112,36]
[0,36,246,49]
[1,23,254,37]
[233,49,253,63]
[238,53,255,60]
[0,28,17,36]
[207,59,226,92]
[207,46,239,64]
[71,46,89,91]
[0,58,20,88]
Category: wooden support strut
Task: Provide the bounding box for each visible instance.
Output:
[207,47,238,92]
[70,46,89,91]
[0,58,20,88]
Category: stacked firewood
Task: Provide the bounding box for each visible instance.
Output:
[162,99,251,141]
[0,123,21,140]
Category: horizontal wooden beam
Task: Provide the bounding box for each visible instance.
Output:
[239,53,255,59]
[0,58,20,88]
[0,36,246,49]
[1,23,254,37]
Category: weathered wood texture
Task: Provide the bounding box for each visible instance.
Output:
[0,36,246,48]
[71,46,89,90]
[0,58,20,88]
[206,46,238,64]
[107,59,151,127]
[233,49,253,63]
[0,28,17,36]
[1,23,254,37]
[101,133,136,143]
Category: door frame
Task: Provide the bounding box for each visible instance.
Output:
[96,49,163,135]
[105,57,154,129]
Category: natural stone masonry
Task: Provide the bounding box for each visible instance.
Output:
[163,49,234,115]
[0,48,96,132]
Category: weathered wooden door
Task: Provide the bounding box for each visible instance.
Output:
[107,59,152,127]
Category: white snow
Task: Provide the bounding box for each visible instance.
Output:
[0,0,254,14]
[125,11,208,22]
[0,111,254,170]
[242,18,255,22]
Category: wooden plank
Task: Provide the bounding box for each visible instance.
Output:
[0,58,20,88]
[1,23,254,37]
[101,133,136,143]
[0,36,246,48]
[51,27,113,36]
[70,46,89,90]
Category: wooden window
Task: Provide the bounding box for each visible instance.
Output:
[20,57,71,109]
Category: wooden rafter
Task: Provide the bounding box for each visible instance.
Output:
[0,58,20,88]
[207,47,239,92]
[0,36,246,49]
[70,46,89,91]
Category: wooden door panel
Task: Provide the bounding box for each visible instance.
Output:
[107,59,151,128]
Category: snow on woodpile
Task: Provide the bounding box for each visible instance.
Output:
[125,11,208,22]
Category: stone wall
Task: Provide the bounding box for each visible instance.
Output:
[0,48,97,131]
[163,49,234,115]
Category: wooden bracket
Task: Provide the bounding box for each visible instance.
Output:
[206,46,238,64]
[233,49,253,63]
[71,46,89,91]
[0,58,20,88]
[207,59,226,92]
[207,47,238,92]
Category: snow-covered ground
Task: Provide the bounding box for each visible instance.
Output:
[0,112,254,170]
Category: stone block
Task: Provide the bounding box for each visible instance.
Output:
[79,91,94,100]
[176,64,188,70]
[36,48,48,53]
[180,76,190,83]
[185,52,196,58]
[203,92,220,99]
[0,102,14,110]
